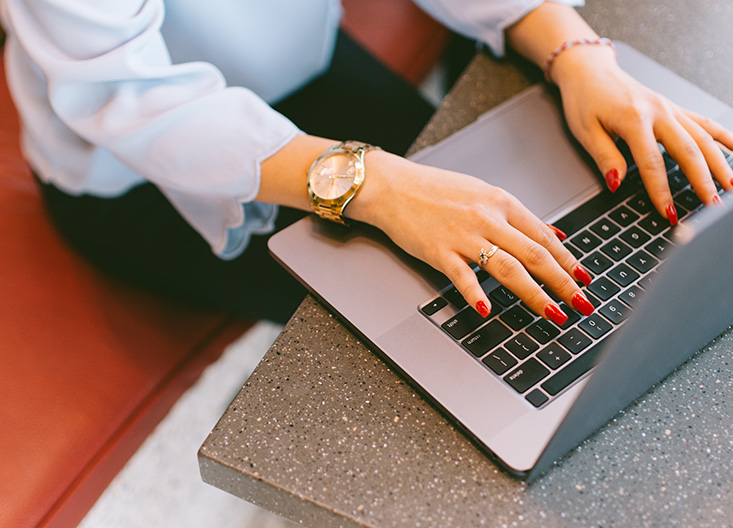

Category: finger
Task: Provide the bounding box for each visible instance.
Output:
[656,114,719,205]
[477,247,572,325]
[677,110,733,195]
[441,254,493,318]
[685,108,733,153]
[571,119,628,193]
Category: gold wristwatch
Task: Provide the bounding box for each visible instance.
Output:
[306,140,380,224]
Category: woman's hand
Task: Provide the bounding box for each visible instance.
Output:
[348,151,595,322]
[551,44,733,223]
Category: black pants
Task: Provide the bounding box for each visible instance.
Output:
[40,32,435,324]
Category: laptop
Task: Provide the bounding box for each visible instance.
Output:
[268,42,733,480]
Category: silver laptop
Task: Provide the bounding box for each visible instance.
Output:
[269,42,733,480]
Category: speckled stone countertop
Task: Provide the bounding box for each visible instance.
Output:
[200,2,733,526]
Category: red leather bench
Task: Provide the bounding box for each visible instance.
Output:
[0,4,447,527]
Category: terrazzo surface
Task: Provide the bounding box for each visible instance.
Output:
[201,1,733,526]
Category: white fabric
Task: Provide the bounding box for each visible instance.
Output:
[0,0,581,258]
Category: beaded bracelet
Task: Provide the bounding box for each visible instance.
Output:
[542,37,617,83]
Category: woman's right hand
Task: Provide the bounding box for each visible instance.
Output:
[347,150,596,324]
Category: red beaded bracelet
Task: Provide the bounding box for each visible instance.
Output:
[542,37,617,83]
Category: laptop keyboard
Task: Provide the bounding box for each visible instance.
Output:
[420,148,732,409]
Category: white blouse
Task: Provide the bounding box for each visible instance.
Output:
[0,0,581,258]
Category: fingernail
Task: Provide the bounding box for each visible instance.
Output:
[605,168,620,193]
[573,265,593,287]
[545,302,568,325]
[476,300,491,318]
[711,194,724,207]
[666,203,678,226]
[572,292,595,316]
[547,224,567,241]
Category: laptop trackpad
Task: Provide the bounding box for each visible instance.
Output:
[409,85,603,223]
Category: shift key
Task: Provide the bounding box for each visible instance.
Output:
[504,358,550,394]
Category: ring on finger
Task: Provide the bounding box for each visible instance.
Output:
[478,244,499,267]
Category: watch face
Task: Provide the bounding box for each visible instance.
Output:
[309,153,357,200]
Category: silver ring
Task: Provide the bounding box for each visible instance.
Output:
[478,244,499,267]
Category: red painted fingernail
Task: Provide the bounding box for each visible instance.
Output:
[572,292,595,316]
[605,168,620,193]
[476,300,491,318]
[544,302,568,326]
[711,194,723,207]
[573,265,593,287]
[666,203,678,226]
[547,224,567,241]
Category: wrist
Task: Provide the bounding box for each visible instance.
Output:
[547,39,619,87]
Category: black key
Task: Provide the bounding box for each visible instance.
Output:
[588,276,621,301]
[504,358,550,394]
[637,271,657,290]
[609,205,639,227]
[553,187,631,237]
[639,213,667,236]
[627,192,653,215]
[626,250,658,274]
[619,225,651,248]
[664,225,690,245]
[585,291,602,308]
[600,239,633,261]
[566,243,583,260]
[421,297,447,316]
[619,285,643,307]
[646,237,673,260]
[570,230,602,253]
[505,333,539,360]
[579,313,613,339]
[462,320,513,357]
[606,263,640,288]
[500,305,535,331]
[558,328,592,354]
[525,389,549,408]
[537,343,572,370]
[581,251,613,275]
[526,319,561,345]
[476,268,491,284]
[489,286,519,308]
[442,307,486,340]
[600,299,631,325]
[542,344,604,396]
[590,218,621,239]
[675,189,702,212]
[556,303,581,330]
[668,168,689,193]
[482,348,518,375]
[443,287,468,309]
[662,150,678,171]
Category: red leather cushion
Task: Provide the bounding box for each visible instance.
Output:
[0,55,252,528]
[341,0,449,86]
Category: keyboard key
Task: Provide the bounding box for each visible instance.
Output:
[585,291,602,308]
[442,308,487,340]
[600,239,633,261]
[637,271,657,290]
[526,319,561,345]
[421,297,447,316]
[570,230,602,253]
[579,313,613,339]
[489,286,519,308]
[481,347,518,375]
[588,276,621,301]
[619,285,643,307]
[505,333,539,360]
[504,358,550,394]
[499,305,535,331]
[626,250,658,274]
[639,213,667,236]
[566,243,583,260]
[646,237,673,260]
[627,192,653,215]
[609,205,639,227]
[668,168,689,193]
[556,303,581,330]
[537,343,572,370]
[462,320,513,357]
[525,389,549,408]
[542,343,603,396]
[558,328,592,354]
[590,218,621,239]
[553,188,630,237]
[443,287,468,309]
[606,263,640,288]
[581,251,613,275]
[619,225,651,248]
[662,150,678,171]
[600,299,631,325]
[675,189,702,212]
